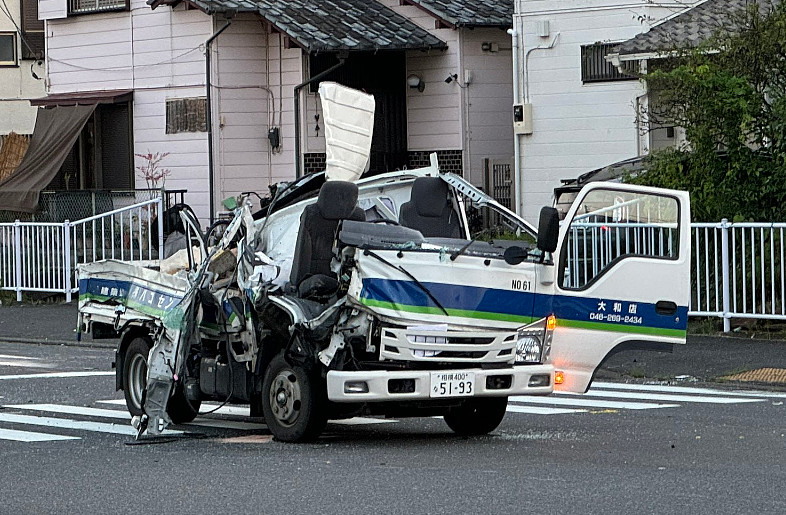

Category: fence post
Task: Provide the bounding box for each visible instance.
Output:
[720,218,731,333]
[13,220,22,303]
[63,220,72,303]
[157,196,164,263]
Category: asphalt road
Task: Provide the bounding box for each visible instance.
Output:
[0,342,784,515]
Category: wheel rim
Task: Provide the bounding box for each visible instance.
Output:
[269,370,301,427]
[128,353,147,410]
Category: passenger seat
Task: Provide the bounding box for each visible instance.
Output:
[399,177,462,238]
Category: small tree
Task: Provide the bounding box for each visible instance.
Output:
[629,1,786,222]
[135,151,171,189]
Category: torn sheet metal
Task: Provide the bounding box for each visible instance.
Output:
[78,260,189,317]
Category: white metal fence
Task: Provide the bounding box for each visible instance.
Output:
[691,220,786,332]
[560,212,784,333]
[0,198,163,302]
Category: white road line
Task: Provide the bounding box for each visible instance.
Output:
[99,399,254,418]
[0,427,80,442]
[329,417,397,425]
[510,396,679,410]
[591,381,786,398]
[0,360,52,368]
[96,399,127,406]
[0,371,114,380]
[506,405,587,415]
[7,404,266,431]
[0,413,182,436]
[0,354,42,360]
[572,390,765,404]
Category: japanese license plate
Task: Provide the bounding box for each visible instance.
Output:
[430,371,475,398]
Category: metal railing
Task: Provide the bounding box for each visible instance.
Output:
[691,220,786,331]
[0,189,186,223]
[0,198,163,302]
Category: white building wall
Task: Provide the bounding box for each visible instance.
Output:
[0,0,45,136]
[514,0,696,224]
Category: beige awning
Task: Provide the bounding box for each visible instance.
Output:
[0,105,97,213]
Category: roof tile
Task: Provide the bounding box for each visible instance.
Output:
[404,0,512,28]
[172,0,448,52]
[617,0,780,56]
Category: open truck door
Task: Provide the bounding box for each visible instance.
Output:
[545,182,691,393]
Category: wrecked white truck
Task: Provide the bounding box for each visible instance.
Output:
[77,84,692,442]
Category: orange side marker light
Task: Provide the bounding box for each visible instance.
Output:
[554,371,565,385]
[547,315,557,331]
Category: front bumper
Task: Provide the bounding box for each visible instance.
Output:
[326,365,553,402]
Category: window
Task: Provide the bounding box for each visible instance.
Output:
[581,43,637,83]
[166,98,207,134]
[0,33,17,66]
[69,0,128,15]
[561,189,679,289]
[21,0,44,59]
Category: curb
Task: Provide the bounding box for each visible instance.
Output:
[0,337,117,350]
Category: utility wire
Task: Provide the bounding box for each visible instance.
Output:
[0,0,39,60]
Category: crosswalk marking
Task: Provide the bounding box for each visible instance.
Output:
[7,404,267,431]
[0,427,80,442]
[506,405,587,415]
[0,413,182,436]
[509,395,679,410]
[0,371,114,380]
[574,390,765,404]
[591,381,786,398]
[0,354,52,369]
[0,382,779,443]
[98,399,256,418]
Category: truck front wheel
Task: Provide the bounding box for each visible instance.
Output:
[261,353,327,443]
[444,397,508,436]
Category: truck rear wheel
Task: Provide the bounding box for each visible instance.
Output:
[444,397,508,436]
[261,353,327,443]
[122,337,151,417]
[122,336,200,423]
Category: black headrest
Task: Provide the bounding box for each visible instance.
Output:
[410,177,449,217]
[316,180,359,220]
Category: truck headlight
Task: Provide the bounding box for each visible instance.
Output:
[515,335,542,363]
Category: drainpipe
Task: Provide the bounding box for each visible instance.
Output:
[205,16,233,224]
[507,26,522,216]
[294,56,346,178]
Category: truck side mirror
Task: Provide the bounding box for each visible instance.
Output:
[537,207,559,253]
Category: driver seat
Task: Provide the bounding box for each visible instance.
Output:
[399,177,462,238]
[290,180,365,298]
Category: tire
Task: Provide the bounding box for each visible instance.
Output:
[444,397,508,436]
[122,337,151,417]
[122,336,201,423]
[166,385,201,424]
[261,353,327,443]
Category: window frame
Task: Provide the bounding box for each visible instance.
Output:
[0,32,18,67]
[580,42,637,84]
[68,0,130,16]
[557,188,682,292]
[20,0,44,59]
